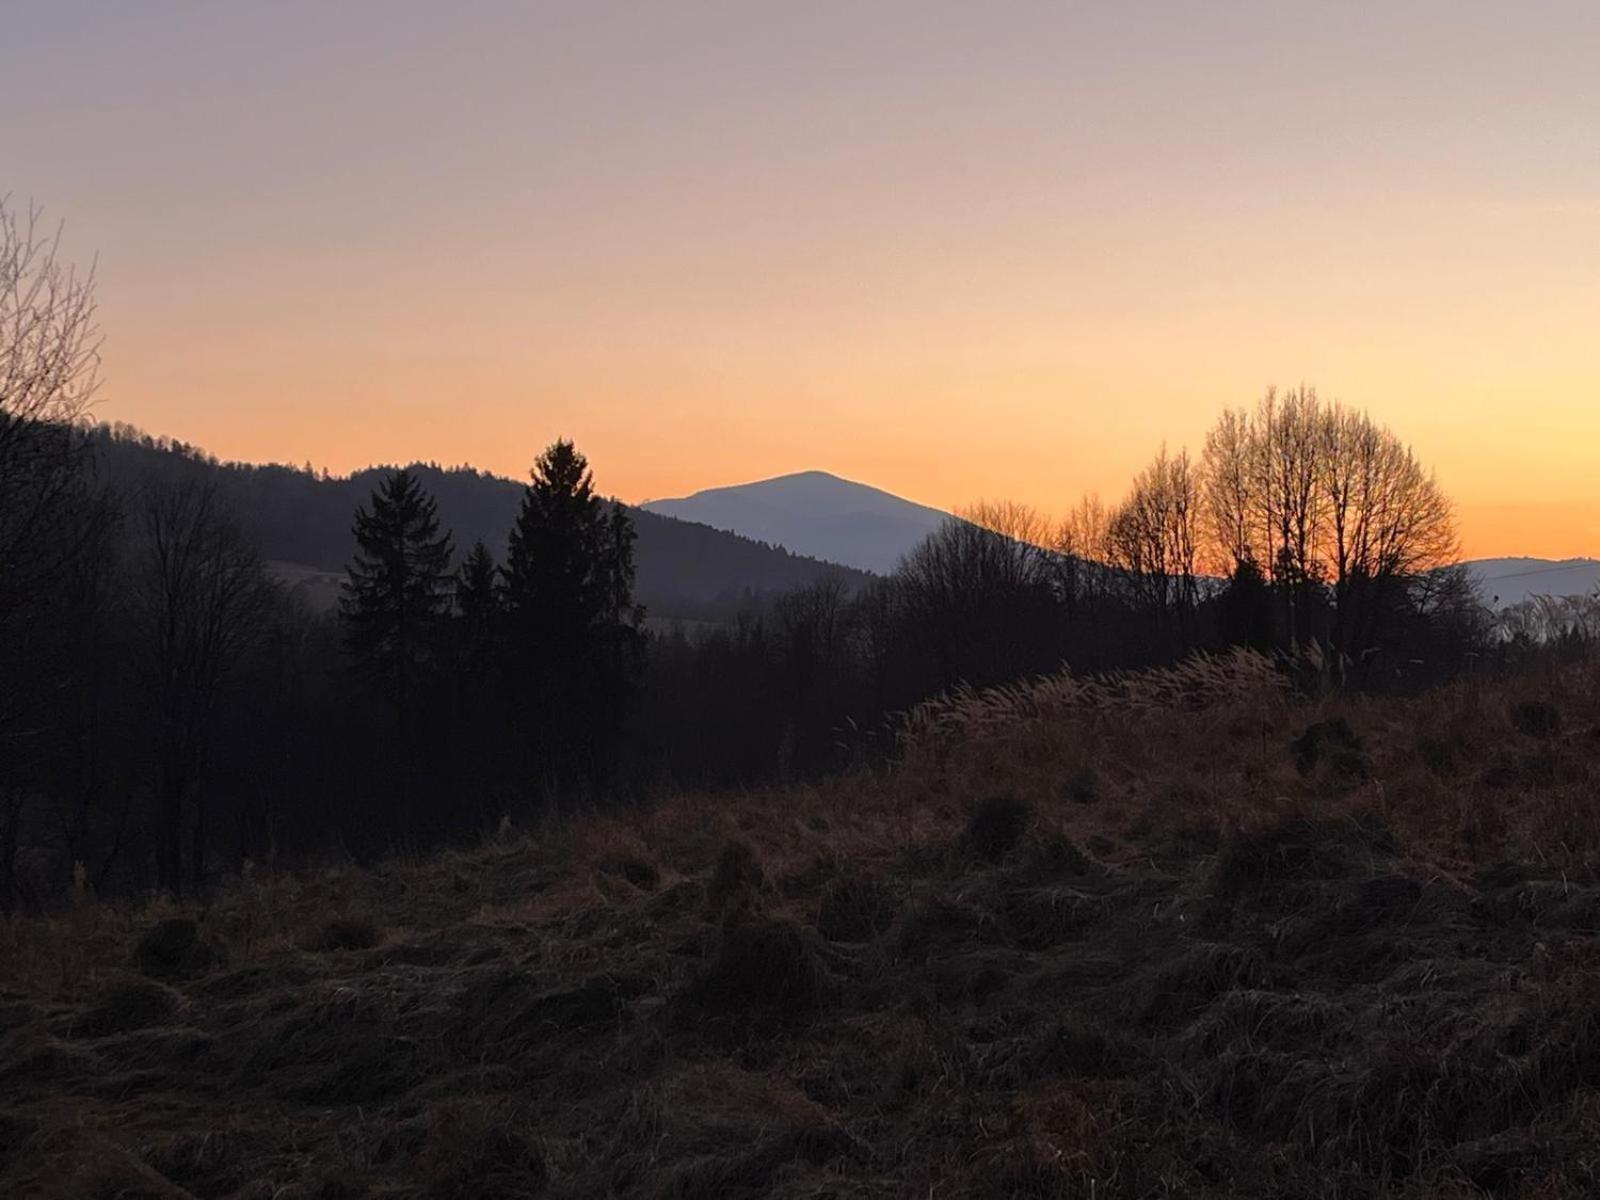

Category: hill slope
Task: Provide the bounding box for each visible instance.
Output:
[6,653,1600,1197]
[644,470,951,574]
[1466,556,1600,608]
[89,429,870,619]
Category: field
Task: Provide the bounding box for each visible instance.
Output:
[4,653,1600,1198]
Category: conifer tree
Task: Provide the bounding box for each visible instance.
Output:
[456,539,499,627]
[500,440,643,797]
[339,469,455,711]
[454,539,501,674]
[502,440,604,646]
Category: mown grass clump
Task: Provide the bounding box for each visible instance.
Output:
[690,919,828,1014]
[963,795,1031,862]
[419,1101,547,1200]
[1512,700,1563,739]
[1131,942,1267,1028]
[300,915,383,952]
[1210,811,1393,902]
[705,839,765,914]
[815,875,894,943]
[135,918,224,981]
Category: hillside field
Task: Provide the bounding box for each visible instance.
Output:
[4,654,1600,1198]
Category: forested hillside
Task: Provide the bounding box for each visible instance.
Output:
[87,425,871,620]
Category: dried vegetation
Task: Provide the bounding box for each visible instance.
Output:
[4,654,1600,1197]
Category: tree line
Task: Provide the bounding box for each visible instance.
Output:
[1,200,1494,907]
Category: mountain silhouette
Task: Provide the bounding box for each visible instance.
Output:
[88,428,870,620]
[1466,557,1600,608]
[643,470,952,574]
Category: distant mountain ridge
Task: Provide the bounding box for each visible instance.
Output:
[647,469,1598,606]
[1466,557,1600,609]
[87,429,870,621]
[643,469,952,574]
[87,430,1594,615]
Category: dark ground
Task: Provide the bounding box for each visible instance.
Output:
[4,656,1600,1198]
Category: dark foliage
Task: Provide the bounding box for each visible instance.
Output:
[339,468,455,696]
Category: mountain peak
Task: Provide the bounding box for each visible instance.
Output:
[643,471,952,574]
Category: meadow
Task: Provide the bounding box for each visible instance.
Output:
[4,651,1599,1198]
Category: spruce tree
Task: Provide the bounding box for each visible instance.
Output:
[500,440,642,796]
[456,539,499,626]
[339,469,455,709]
[454,539,501,674]
[501,440,604,646]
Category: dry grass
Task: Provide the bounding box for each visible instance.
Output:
[4,656,1600,1196]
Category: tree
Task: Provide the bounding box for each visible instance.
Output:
[502,441,604,647]
[501,440,643,800]
[1,199,101,799]
[1055,493,1112,615]
[1106,445,1200,627]
[1216,555,1276,651]
[896,511,1062,693]
[130,481,274,895]
[454,539,501,671]
[339,468,455,709]
[771,577,855,776]
[1198,388,1457,660]
[0,198,100,618]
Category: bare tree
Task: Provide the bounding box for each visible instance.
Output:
[1106,445,1200,625]
[0,198,101,612]
[1201,406,1254,573]
[1055,493,1112,614]
[958,500,1059,587]
[1317,401,1457,657]
[771,577,855,775]
[0,199,102,902]
[1198,387,1457,657]
[131,481,275,895]
[897,512,1061,689]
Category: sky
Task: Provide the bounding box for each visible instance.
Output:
[4,1,1597,558]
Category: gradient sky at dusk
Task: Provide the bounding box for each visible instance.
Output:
[5,2,1597,557]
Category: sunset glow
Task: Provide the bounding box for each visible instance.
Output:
[6,2,1597,558]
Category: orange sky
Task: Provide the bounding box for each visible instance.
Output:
[6,2,1597,558]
